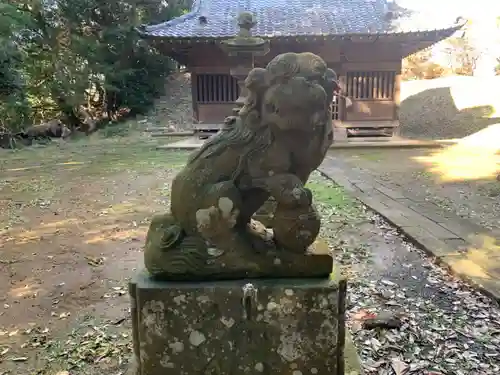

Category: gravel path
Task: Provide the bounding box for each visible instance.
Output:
[313,173,500,375]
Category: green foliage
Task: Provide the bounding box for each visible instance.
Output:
[402,49,450,81]
[443,35,479,76]
[0,0,188,132]
[0,3,33,130]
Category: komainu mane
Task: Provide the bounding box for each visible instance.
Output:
[144,52,340,280]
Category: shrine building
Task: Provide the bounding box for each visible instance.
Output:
[138,0,463,139]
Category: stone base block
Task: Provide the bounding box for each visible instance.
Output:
[129,270,347,375]
[333,127,348,142]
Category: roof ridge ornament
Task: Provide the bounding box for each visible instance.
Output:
[198,15,207,25]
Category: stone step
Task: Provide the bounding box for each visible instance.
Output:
[150,131,194,137]
[193,123,223,131]
[156,136,452,151]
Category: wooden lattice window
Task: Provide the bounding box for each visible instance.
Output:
[346,71,396,100]
[195,74,239,103]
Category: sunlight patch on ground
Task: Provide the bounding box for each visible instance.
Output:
[85,228,147,244]
[83,224,124,236]
[6,161,86,173]
[446,257,492,279]
[9,282,42,299]
[412,124,500,182]
[0,218,81,243]
[39,218,81,229]
[101,202,152,216]
[443,234,500,281]
[0,206,153,246]
[2,231,45,246]
[449,78,500,118]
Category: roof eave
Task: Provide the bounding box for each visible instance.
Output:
[137,24,464,43]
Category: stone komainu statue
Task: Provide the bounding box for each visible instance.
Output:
[145,52,340,280]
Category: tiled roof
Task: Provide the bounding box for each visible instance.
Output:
[142,0,463,39]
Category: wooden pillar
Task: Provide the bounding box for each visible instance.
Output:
[333,69,348,142]
[190,72,199,122]
[393,64,402,136]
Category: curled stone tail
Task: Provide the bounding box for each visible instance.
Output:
[144,213,209,278]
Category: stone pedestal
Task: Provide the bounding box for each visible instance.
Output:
[129,271,347,375]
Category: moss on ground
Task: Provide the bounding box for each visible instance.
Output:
[306,174,367,222]
[0,133,190,197]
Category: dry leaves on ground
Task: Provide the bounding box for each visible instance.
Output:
[314,183,500,375]
[347,230,500,374]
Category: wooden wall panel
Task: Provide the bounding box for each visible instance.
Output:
[254,41,342,66]
[342,42,402,61]
[345,100,395,121]
[341,62,400,71]
[184,42,404,125]
[188,45,230,67]
[190,66,230,74]
[197,104,234,123]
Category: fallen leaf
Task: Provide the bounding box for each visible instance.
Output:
[370,337,382,352]
[391,357,408,375]
[10,357,28,362]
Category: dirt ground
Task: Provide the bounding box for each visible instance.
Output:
[1,132,499,374]
[0,132,189,374]
[332,147,500,232]
[1,72,499,374]
[0,132,369,374]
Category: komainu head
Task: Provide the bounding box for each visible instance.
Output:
[240,52,340,133]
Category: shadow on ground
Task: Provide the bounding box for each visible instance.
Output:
[400,77,500,140]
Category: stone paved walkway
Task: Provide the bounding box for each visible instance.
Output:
[319,155,500,302]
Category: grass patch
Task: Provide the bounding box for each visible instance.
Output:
[307,173,366,221]
[333,149,386,162]
[0,138,189,182]
[353,151,385,162]
[307,172,371,281]
[0,133,190,229]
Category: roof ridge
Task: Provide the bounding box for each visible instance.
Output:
[140,0,466,39]
[145,0,203,32]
